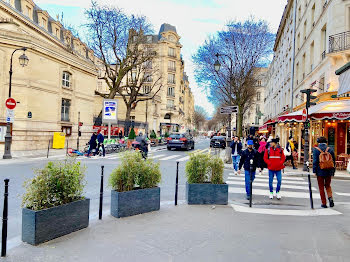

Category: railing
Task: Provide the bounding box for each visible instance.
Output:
[321,50,326,60]
[168,67,176,72]
[329,31,350,53]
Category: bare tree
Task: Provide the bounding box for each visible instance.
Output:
[85,2,162,134]
[193,106,207,131]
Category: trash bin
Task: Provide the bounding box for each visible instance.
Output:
[52,132,66,149]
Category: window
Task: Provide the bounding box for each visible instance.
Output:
[144,73,152,82]
[257,92,261,101]
[42,18,46,28]
[131,72,137,82]
[257,80,262,86]
[167,99,174,109]
[167,86,175,97]
[168,61,176,71]
[168,47,176,57]
[146,35,153,43]
[143,61,152,69]
[62,71,71,88]
[133,35,138,42]
[26,6,31,17]
[55,28,60,37]
[168,74,175,84]
[256,104,260,113]
[62,126,72,136]
[61,99,70,122]
[143,85,151,94]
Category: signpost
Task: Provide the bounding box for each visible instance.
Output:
[5,98,16,110]
[220,106,238,114]
[102,99,118,139]
[302,108,307,122]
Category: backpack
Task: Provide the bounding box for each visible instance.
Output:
[315,147,334,170]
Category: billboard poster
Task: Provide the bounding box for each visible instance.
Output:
[103,99,118,123]
[0,125,7,142]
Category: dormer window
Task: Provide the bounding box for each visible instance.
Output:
[26,6,31,17]
[41,18,46,28]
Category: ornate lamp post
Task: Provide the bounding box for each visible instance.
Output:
[3,47,29,159]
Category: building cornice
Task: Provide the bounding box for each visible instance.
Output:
[274,0,293,52]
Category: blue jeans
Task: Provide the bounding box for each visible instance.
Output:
[245,170,255,196]
[269,170,282,193]
[232,155,240,171]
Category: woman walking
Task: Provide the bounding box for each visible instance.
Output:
[257,137,267,175]
[285,136,297,169]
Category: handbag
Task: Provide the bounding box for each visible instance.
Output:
[284,147,291,156]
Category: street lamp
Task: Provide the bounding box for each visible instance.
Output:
[214,57,221,72]
[3,47,29,159]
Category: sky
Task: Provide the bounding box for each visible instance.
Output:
[35,0,288,116]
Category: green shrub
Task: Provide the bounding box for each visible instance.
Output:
[22,159,86,211]
[185,153,224,184]
[109,151,161,192]
[128,128,136,139]
[150,130,157,139]
[164,132,169,138]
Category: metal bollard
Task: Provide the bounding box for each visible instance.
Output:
[175,162,179,206]
[99,166,104,220]
[1,179,9,257]
[306,161,314,209]
[249,159,253,208]
[66,140,69,156]
[47,139,50,158]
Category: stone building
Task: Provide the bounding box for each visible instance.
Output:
[0,0,97,152]
[94,23,195,137]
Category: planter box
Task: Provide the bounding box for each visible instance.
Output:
[186,183,228,205]
[22,198,90,245]
[111,187,160,218]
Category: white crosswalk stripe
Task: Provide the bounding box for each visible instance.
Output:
[177,156,190,162]
[226,176,309,185]
[150,154,166,159]
[159,155,181,161]
[228,187,320,199]
[226,180,316,191]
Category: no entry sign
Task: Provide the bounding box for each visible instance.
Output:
[5,98,16,110]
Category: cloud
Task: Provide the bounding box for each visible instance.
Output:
[36,0,287,116]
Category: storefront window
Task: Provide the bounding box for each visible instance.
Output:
[347,124,350,154]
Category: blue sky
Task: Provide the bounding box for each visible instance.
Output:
[36,0,288,116]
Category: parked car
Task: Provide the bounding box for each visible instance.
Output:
[167,133,195,151]
[210,136,226,149]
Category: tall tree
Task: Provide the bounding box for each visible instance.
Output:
[193,106,207,131]
[193,17,274,137]
[85,2,162,134]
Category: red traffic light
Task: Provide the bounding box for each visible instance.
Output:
[79,122,83,127]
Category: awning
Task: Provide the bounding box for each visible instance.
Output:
[259,124,268,131]
[336,62,350,96]
[278,110,303,122]
[309,100,350,120]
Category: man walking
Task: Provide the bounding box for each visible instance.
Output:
[136,132,148,159]
[264,138,285,199]
[230,136,242,175]
[87,131,98,157]
[238,140,259,200]
[313,136,335,208]
[97,131,105,157]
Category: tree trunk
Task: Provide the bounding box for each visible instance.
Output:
[237,106,244,138]
[124,105,132,136]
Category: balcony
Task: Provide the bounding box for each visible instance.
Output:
[321,50,326,60]
[329,31,350,53]
[168,67,176,72]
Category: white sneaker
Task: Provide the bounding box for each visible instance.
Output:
[276,192,281,200]
[269,192,273,199]
[234,171,237,175]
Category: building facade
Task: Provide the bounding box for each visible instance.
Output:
[94,24,195,137]
[0,0,98,152]
[265,0,350,161]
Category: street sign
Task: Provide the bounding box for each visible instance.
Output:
[5,98,16,110]
[102,99,118,124]
[6,109,14,123]
[302,108,307,122]
[220,106,238,114]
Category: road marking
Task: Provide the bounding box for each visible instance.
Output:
[228,173,305,181]
[177,156,190,162]
[231,204,341,216]
[226,176,309,185]
[159,155,181,161]
[150,154,166,159]
[226,180,316,191]
[335,192,350,196]
[228,187,320,199]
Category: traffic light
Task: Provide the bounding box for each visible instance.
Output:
[301,89,317,109]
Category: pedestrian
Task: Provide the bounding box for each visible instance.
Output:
[313,136,335,208]
[284,136,297,169]
[97,131,105,157]
[253,136,260,150]
[258,137,267,174]
[264,138,285,199]
[238,140,259,200]
[230,136,242,175]
[136,132,148,159]
[119,130,123,140]
[87,131,98,157]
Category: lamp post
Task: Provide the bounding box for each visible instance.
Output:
[214,53,235,164]
[3,47,29,159]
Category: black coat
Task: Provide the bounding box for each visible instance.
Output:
[312,143,335,177]
[230,141,242,155]
[89,134,97,148]
[239,148,259,171]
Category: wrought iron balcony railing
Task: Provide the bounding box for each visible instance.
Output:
[329,31,350,53]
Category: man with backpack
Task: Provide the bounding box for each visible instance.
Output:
[313,136,336,208]
[264,138,285,200]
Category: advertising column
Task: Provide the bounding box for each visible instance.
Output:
[102,99,118,139]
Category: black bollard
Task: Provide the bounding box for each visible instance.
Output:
[66,140,69,156]
[306,161,314,209]
[175,162,179,206]
[47,139,50,158]
[99,166,104,220]
[249,159,253,208]
[1,179,9,257]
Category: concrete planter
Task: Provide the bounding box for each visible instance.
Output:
[111,187,160,218]
[22,198,90,245]
[186,183,228,205]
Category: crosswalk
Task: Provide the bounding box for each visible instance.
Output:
[226,172,321,200]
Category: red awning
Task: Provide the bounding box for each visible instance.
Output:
[259,124,268,131]
[309,100,350,120]
[278,110,303,122]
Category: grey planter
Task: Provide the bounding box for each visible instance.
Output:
[111,187,160,218]
[186,183,228,205]
[22,198,90,245]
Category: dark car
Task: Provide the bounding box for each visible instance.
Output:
[210,136,226,149]
[167,133,195,151]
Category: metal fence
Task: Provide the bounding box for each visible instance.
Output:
[329,31,350,53]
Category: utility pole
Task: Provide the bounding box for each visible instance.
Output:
[77,112,81,150]
[301,88,317,171]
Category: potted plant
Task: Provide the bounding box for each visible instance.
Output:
[150,130,157,146]
[22,159,89,245]
[186,153,228,205]
[127,128,136,148]
[109,151,161,218]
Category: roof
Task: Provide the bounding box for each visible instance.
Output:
[158,23,177,36]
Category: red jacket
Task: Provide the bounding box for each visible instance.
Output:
[263,146,285,171]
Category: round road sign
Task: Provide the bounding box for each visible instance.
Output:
[302,108,307,122]
[5,98,16,110]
